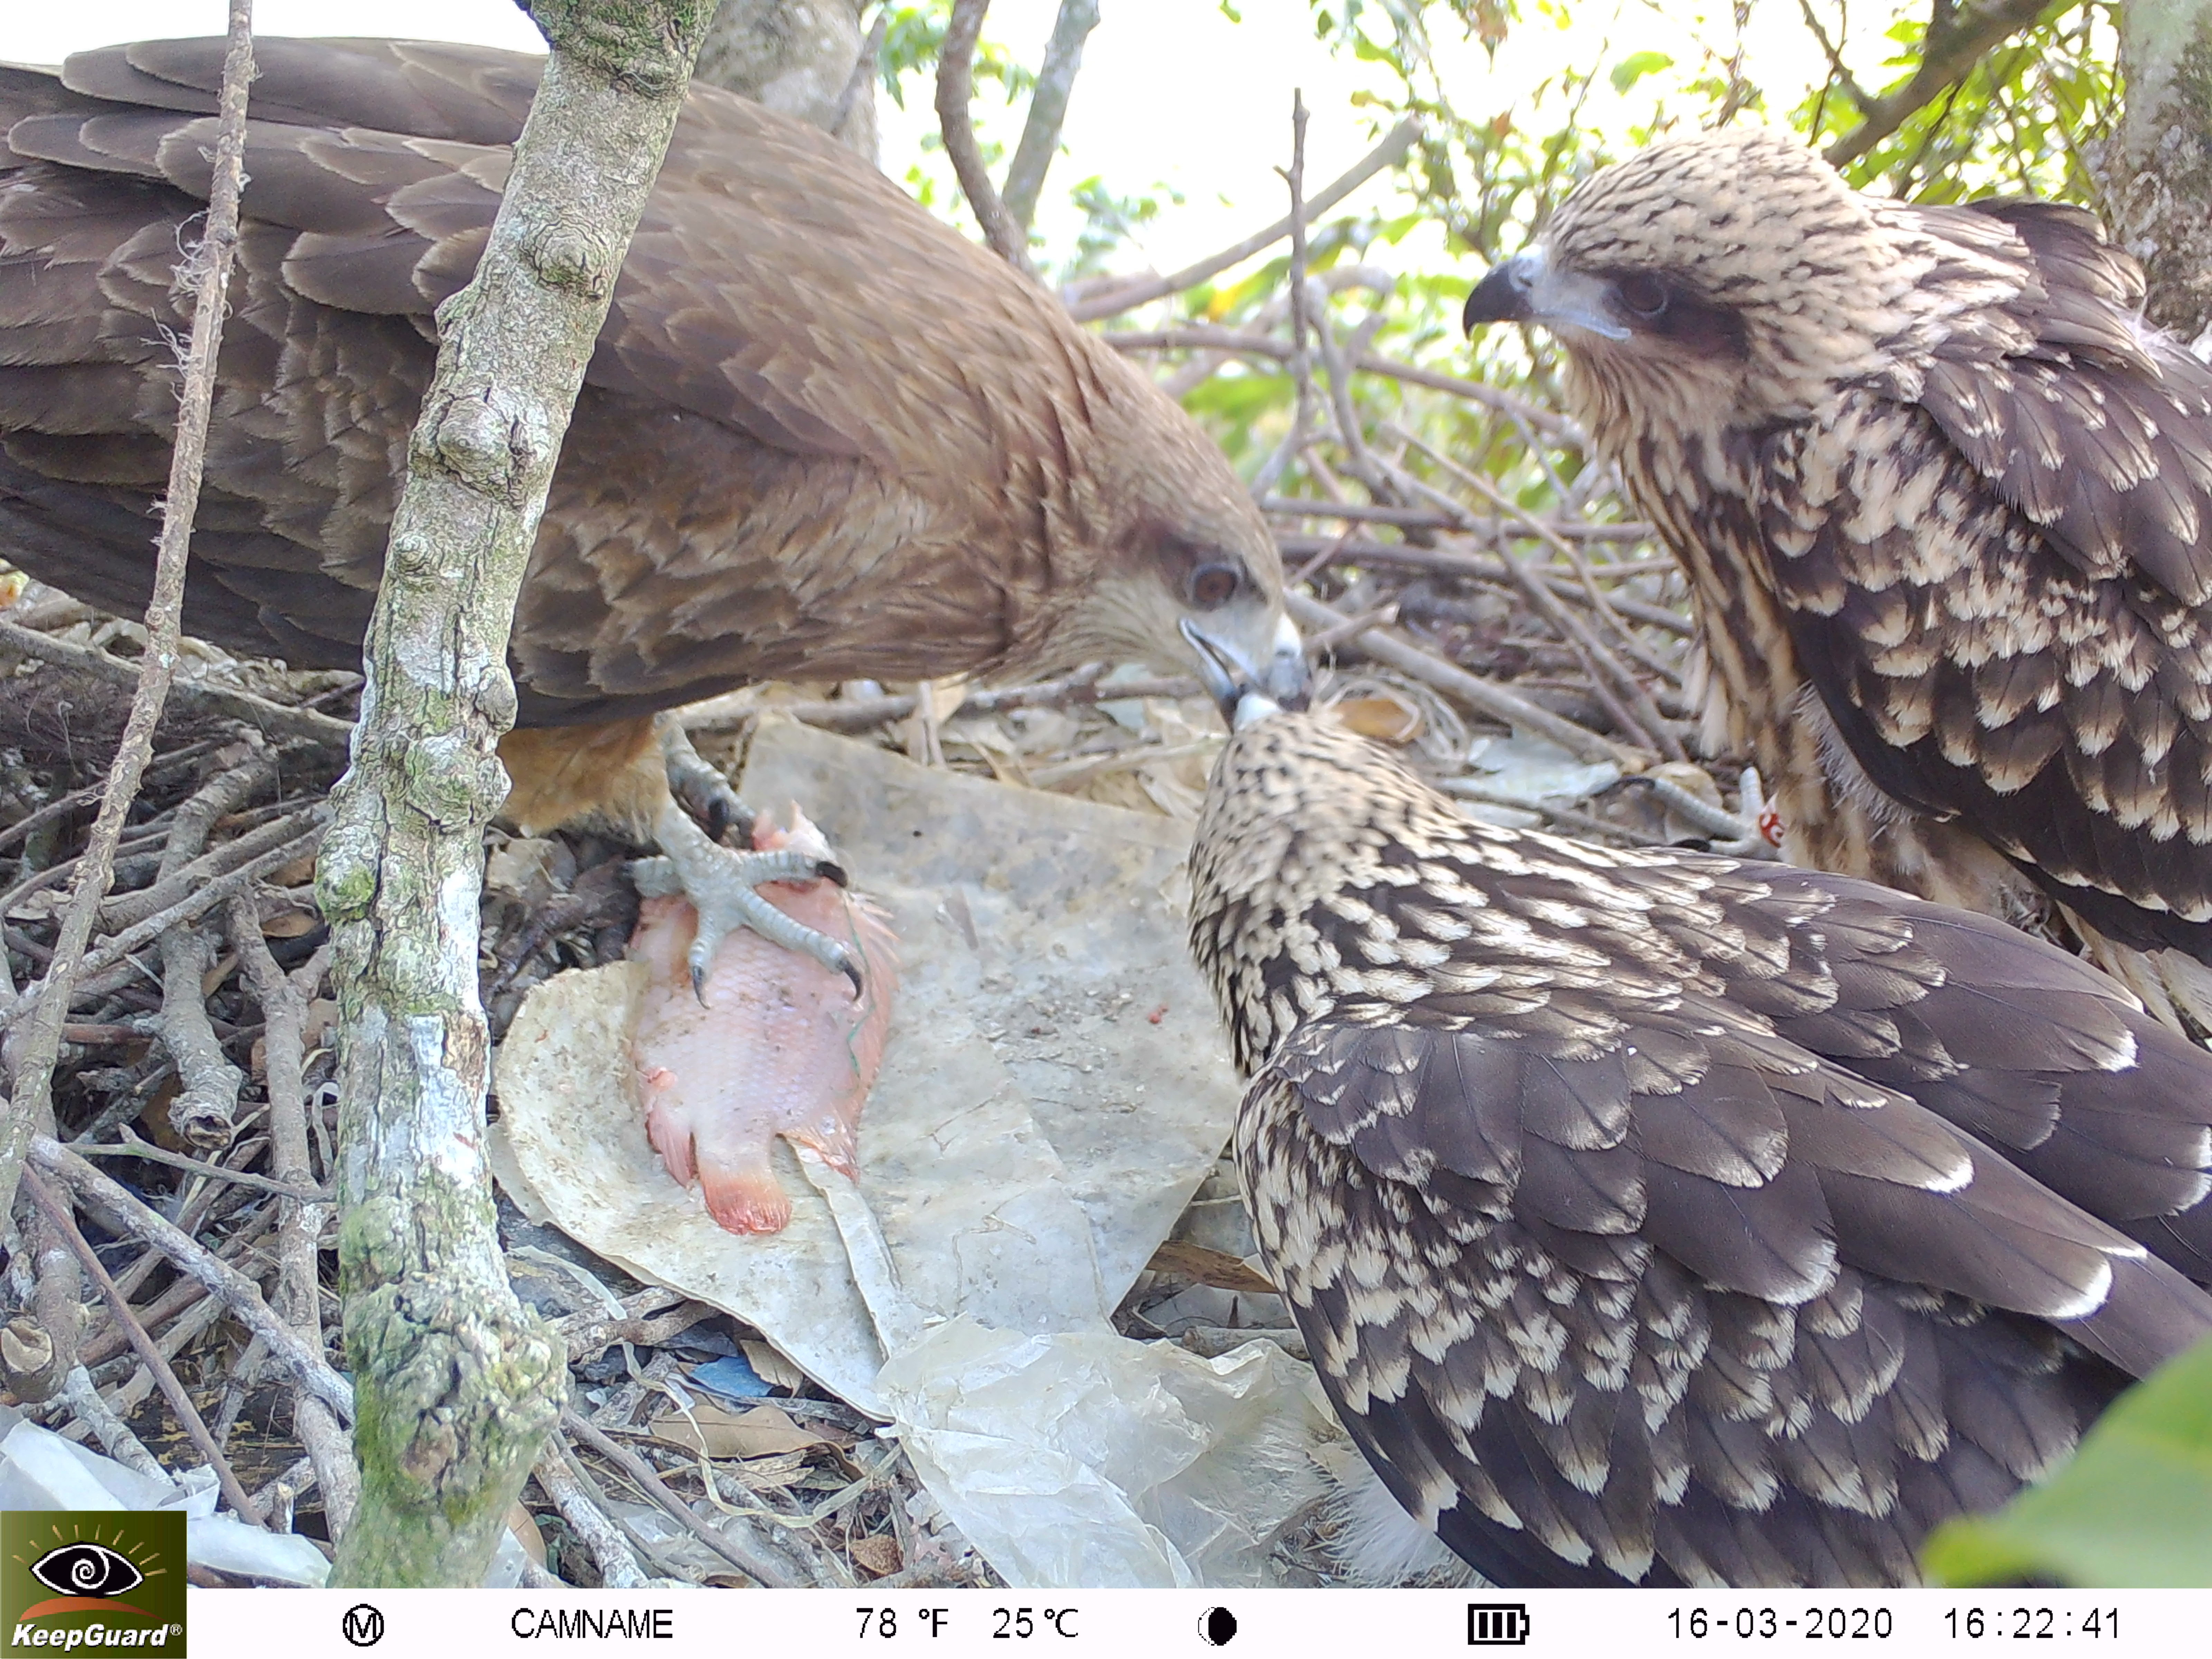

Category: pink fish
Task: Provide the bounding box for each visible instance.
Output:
[629,806,898,1234]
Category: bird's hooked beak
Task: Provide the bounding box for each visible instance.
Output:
[1182,610,1309,710]
[1463,246,1629,342]
[1183,617,1289,731]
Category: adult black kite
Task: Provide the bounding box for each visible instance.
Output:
[0,37,1304,981]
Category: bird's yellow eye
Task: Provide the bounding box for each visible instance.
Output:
[1189,563,1244,609]
[1616,273,1670,321]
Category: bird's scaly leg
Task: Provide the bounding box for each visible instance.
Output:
[659,719,754,845]
[631,721,862,1002]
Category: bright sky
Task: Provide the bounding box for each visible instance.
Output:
[3,2,1849,278]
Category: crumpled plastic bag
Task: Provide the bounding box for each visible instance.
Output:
[878,1319,1334,1588]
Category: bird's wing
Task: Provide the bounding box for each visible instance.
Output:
[1240,836,2212,1584]
[1910,199,2212,610]
[16,37,1049,464]
[1756,384,2212,954]
[0,39,1056,706]
[1713,864,2212,1282]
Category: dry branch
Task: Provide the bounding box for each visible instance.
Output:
[0,4,255,1225]
[1002,0,1101,231]
[1068,118,1420,321]
[562,1407,798,1588]
[936,0,1039,278]
[1287,591,1649,770]
[230,896,358,1534]
[23,1169,266,1524]
[29,1135,354,1419]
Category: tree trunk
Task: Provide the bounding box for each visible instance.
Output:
[2109,0,2212,348]
[317,0,715,1587]
[696,0,878,161]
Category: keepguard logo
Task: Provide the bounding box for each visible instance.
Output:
[1,1512,185,1655]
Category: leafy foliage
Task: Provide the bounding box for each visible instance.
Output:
[1923,1337,2212,1587]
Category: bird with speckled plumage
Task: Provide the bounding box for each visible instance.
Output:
[1464,129,2212,1037]
[1184,664,2212,1586]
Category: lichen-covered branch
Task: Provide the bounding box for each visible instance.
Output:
[2106,0,2212,346]
[311,0,715,1587]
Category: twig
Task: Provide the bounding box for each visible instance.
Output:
[562,1407,798,1588]
[1067,118,1419,321]
[1303,600,1400,657]
[23,1168,268,1525]
[58,1363,171,1482]
[1253,92,1318,498]
[556,1294,715,1366]
[1382,460,1671,751]
[1287,591,1647,769]
[77,1194,280,1371]
[936,0,1038,278]
[0,3,257,1225]
[534,1441,650,1589]
[1273,532,1694,637]
[99,802,320,931]
[1378,425,1688,760]
[1440,777,1666,846]
[1261,496,1651,540]
[0,738,232,861]
[74,1127,327,1202]
[69,1292,232,1447]
[1822,0,2050,167]
[0,817,328,1037]
[151,748,272,1148]
[0,619,354,748]
[1103,324,1580,439]
[1002,0,1100,231]
[28,1135,355,1422]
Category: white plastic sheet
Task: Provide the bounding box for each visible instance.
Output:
[0,1411,332,1587]
[493,718,1335,1585]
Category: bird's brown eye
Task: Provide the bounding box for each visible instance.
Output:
[1616,273,1669,320]
[1189,562,1243,609]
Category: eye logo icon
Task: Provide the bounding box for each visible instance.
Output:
[2,1510,185,1653]
[27,1544,144,1600]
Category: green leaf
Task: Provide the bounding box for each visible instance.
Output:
[1923,1337,2212,1588]
[1609,50,1673,94]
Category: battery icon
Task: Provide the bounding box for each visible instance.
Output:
[1467,1603,1531,1645]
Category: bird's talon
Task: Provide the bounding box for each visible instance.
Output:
[819,860,850,889]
